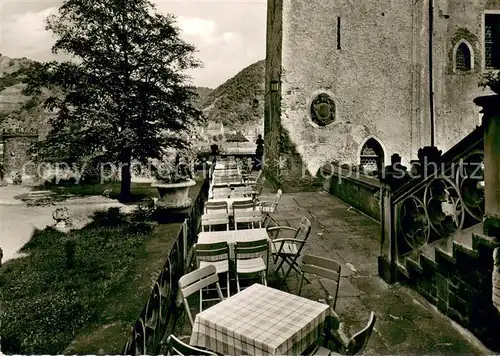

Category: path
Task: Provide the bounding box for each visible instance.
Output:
[270,190,490,355]
[0,186,132,263]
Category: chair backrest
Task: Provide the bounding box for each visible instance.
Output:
[234,210,262,230]
[231,186,250,197]
[201,213,229,231]
[255,177,266,195]
[211,182,229,189]
[294,216,312,241]
[266,188,283,213]
[235,239,269,260]
[178,265,224,326]
[212,187,231,199]
[346,311,377,355]
[205,201,228,214]
[233,199,255,214]
[301,254,341,308]
[223,168,239,175]
[195,241,230,263]
[166,335,217,356]
[254,170,263,181]
[275,189,283,203]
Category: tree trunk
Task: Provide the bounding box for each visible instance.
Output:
[120,151,132,202]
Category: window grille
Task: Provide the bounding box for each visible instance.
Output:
[485,14,500,69]
[456,42,471,71]
[360,143,383,174]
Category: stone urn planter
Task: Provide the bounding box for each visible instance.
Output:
[151,179,196,209]
[53,207,71,233]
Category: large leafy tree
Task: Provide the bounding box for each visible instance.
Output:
[24,0,203,201]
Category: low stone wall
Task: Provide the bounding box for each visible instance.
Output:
[398,233,500,351]
[324,167,381,221]
[64,176,209,355]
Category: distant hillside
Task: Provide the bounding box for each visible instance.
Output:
[196,86,213,104]
[0,54,51,133]
[201,60,264,129]
[0,55,215,135]
[0,54,264,136]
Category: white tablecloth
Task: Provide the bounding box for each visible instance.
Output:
[190,284,336,355]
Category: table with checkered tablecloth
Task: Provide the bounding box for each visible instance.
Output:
[189,283,337,355]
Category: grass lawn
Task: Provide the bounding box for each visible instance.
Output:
[0,208,159,354]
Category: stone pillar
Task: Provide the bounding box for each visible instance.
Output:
[378,153,407,284]
[474,95,500,238]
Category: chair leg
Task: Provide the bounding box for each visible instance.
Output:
[262,271,267,286]
[226,271,230,298]
[282,256,310,282]
[199,289,203,313]
[284,260,307,281]
[274,255,287,272]
[236,273,241,293]
[298,273,305,295]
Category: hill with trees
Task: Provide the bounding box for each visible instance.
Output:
[0,54,50,132]
[201,60,264,129]
[0,55,265,135]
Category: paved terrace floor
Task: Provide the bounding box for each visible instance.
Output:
[165,190,491,355]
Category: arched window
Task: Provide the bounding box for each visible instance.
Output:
[453,39,474,72]
[456,43,471,71]
[359,138,384,174]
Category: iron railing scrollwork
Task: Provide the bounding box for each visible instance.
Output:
[399,196,431,250]
[391,129,484,256]
[122,175,210,355]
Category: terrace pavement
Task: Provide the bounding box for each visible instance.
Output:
[166,189,491,355]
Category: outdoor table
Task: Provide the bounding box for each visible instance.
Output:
[189,284,338,355]
[208,188,254,200]
[197,228,268,259]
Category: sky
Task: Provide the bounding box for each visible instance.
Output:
[0,0,267,88]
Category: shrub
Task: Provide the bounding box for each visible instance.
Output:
[91,207,127,227]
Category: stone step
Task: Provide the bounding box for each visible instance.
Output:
[27,190,56,196]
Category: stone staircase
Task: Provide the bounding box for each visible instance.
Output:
[18,190,73,206]
[398,222,494,277]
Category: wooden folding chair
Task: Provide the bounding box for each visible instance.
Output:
[201,213,229,232]
[312,312,377,355]
[267,216,312,280]
[165,335,217,356]
[258,189,282,227]
[195,241,231,298]
[232,198,255,213]
[178,265,224,327]
[212,187,231,199]
[231,186,251,197]
[234,210,263,230]
[298,254,342,310]
[234,239,270,293]
[204,201,228,214]
[244,169,262,185]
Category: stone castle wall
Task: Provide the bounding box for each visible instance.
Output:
[2,128,39,183]
[265,0,500,185]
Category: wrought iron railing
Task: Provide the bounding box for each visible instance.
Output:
[122,175,209,355]
[385,126,484,260]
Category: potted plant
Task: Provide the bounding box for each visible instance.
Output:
[151,154,196,209]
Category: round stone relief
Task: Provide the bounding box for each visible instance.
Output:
[310,93,336,126]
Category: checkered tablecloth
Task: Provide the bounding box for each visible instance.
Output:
[197,228,269,260]
[190,284,334,355]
